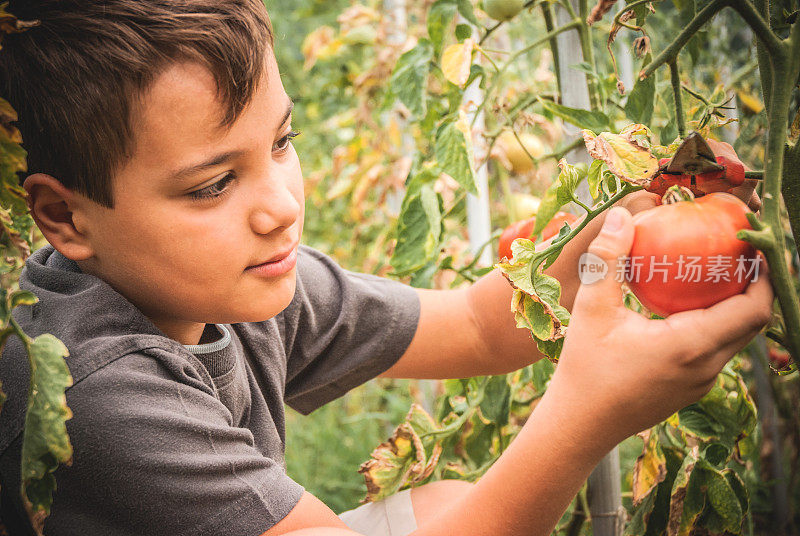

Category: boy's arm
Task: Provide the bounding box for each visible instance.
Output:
[379,204,614,379]
[264,205,773,536]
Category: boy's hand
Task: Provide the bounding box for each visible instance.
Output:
[614,139,761,216]
[548,206,773,442]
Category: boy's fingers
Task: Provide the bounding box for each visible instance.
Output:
[727,180,760,211]
[664,253,773,360]
[572,207,634,318]
[615,190,660,216]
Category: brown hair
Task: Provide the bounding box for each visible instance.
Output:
[0,0,274,208]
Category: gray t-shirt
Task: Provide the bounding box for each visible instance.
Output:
[0,244,420,535]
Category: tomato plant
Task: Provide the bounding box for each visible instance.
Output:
[626,190,759,317]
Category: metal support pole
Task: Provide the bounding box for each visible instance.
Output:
[555,2,623,534]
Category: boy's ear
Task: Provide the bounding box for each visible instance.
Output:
[23,173,95,261]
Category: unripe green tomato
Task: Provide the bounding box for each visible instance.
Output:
[484,0,526,21]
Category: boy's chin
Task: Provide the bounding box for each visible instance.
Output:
[234,287,296,322]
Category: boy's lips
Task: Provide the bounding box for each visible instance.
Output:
[248,241,300,268]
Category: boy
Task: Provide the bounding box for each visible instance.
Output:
[0,1,772,535]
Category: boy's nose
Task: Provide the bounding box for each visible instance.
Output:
[248,178,302,236]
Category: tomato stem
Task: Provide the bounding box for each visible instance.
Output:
[737,229,775,252]
[661,185,695,205]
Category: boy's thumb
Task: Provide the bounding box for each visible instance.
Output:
[572,206,634,317]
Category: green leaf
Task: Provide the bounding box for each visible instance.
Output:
[668,448,705,536]
[537,97,611,132]
[533,160,584,237]
[427,0,477,55]
[428,0,458,56]
[389,40,434,118]
[480,375,511,427]
[21,334,73,518]
[676,366,758,449]
[624,53,656,126]
[698,461,743,533]
[658,81,679,144]
[464,417,495,465]
[722,468,749,516]
[455,23,472,41]
[456,0,479,26]
[569,62,596,76]
[587,159,604,201]
[435,112,478,195]
[10,289,38,309]
[625,488,658,535]
[702,443,731,466]
[409,259,439,289]
[535,337,564,363]
[676,406,723,441]
[390,170,443,277]
[358,404,443,502]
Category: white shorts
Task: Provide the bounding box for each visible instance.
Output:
[338,489,418,536]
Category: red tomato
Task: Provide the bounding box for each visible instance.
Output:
[498,211,578,261]
[626,192,758,317]
[768,348,791,369]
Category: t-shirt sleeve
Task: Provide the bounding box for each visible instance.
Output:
[43,350,305,536]
[282,245,421,415]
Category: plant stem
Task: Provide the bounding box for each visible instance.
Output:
[639,0,726,80]
[542,2,563,96]
[571,193,592,213]
[536,184,642,265]
[783,142,800,255]
[669,60,687,138]
[471,19,584,128]
[577,0,602,110]
[727,0,785,58]
[780,10,800,254]
[754,38,800,365]
[753,0,773,112]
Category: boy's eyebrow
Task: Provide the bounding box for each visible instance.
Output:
[166,98,295,183]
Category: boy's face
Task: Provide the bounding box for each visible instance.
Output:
[71,51,304,345]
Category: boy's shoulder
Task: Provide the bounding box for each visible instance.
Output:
[0,242,422,423]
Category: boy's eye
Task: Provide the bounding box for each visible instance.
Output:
[274,130,300,152]
[188,173,236,201]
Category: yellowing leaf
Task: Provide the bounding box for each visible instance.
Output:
[358,404,443,503]
[337,4,380,32]
[582,127,659,185]
[667,445,704,536]
[632,428,668,505]
[496,239,570,363]
[21,334,73,528]
[441,38,475,88]
[301,26,343,70]
[737,90,764,114]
